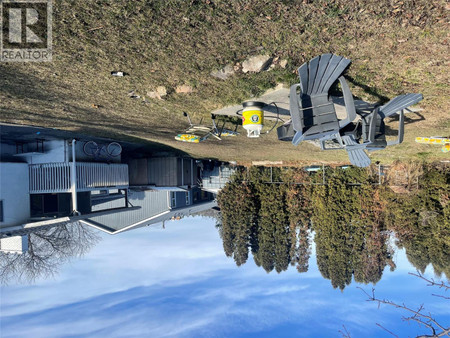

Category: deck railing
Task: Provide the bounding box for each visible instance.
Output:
[29,162,129,193]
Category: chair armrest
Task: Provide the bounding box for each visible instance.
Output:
[346,143,368,150]
[289,84,306,146]
[379,93,423,118]
[289,84,305,133]
[337,76,357,128]
[346,147,371,167]
[367,107,380,143]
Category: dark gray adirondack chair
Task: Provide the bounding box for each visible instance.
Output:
[360,107,402,152]
[285,54,356,145]
[320,93,423,167]
[361,93,423,151]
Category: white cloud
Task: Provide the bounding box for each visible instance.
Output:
[2,217,448,338]
[1,218,233,316]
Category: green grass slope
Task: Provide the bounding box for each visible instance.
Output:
[0,0,448,163]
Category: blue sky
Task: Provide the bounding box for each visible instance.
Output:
[1,217,449,338]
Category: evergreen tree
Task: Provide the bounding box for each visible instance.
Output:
[217,163,448,286]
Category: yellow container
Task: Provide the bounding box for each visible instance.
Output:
[242,101,265,138]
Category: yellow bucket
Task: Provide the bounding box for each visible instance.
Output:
[242,101,265,138]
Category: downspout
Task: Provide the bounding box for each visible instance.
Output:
[181,158,184,186]
[71,139,80,215]
[65,140,69,163]
[191,159,194,186]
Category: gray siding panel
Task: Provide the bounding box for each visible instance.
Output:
[130,157,198,188]
[88,190,169,231]
[148,158,178,186]
[182,158,192,186]
[129,159,148,185]
[176,158,182,186]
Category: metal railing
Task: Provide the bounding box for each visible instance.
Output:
[29,162,129,193]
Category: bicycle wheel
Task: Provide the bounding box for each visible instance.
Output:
[83,141,98,156]
[97,146,109,159]
[107,142,122,157]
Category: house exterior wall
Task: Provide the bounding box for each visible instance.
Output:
[28,140,67,164]
[1,140,67,164]
[181,158,194,186]
[148,157,179,186]
[173,188,215,209]
[89,190,169,231]
[129,158,148,185]
[191,187,212,203]
[0,143,17,160]
[129,157,198,187]
[0,235,28,253]
[0,163,30,227]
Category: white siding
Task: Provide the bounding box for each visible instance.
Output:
[0,163,30,227]
[0,235,28,253]
[29,140,67,164]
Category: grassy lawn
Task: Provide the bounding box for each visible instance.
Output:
[0,0,448,164]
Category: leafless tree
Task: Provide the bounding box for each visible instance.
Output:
[338,325,352,338]
[357,272,450,338]
[0,222,101,285]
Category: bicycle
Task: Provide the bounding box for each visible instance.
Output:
[83,141,122,159]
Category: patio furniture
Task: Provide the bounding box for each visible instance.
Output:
[277,121,295,141]
[283,54,356,145]
[320,93,423,167]
[319,122,371,167]
[361,93,423,151]
[340,134,372,168]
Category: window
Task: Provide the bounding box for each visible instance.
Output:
[185,191,191,205]
[170,192,176,208]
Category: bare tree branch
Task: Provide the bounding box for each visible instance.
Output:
[338,325,351,338]
[416,328,450,338]
[408,272,450,291]
[1,222,101,285]
[402,309,437,336]
[358,283,449,337]
[432,294,450,300]
[376,323,399,337]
